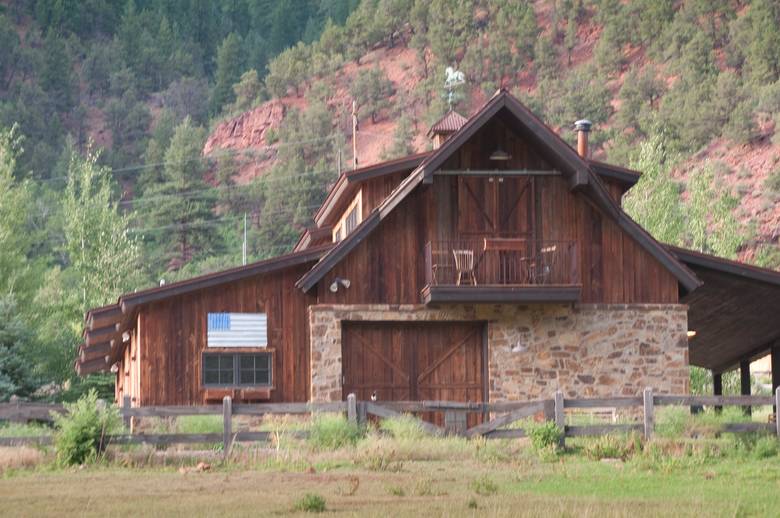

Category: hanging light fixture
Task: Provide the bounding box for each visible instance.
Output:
[489,145,511,161]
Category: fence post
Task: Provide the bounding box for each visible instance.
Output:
[347,393,357,425]
[554,390,565,448]
[775,387,780,439]
[643,387,654,440]
[444,410,467,435]
[122,395,131,431]
[222,396,233,460]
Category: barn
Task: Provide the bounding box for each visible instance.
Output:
[76,90,780,408]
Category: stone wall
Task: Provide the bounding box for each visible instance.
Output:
[308,304,689,402]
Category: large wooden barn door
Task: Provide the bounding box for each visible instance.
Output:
[342,322,485,425]
[457,176,534,237]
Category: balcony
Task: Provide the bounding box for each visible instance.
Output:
[422,238,581,304]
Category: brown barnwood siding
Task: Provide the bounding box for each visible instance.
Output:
[134,264,316,406]
[317,117,677,304]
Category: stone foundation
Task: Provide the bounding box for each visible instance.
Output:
[308,304,689,402]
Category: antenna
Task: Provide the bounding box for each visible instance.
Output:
[352,100,358,169]
[242,213,247,266]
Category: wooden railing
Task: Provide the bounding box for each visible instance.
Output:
[424,239,578,286]
[2,389,778,453]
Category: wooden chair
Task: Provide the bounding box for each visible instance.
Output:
[452,249,477,286]
[530,245,557,284]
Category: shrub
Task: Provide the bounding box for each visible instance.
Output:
[386,485,405,497]
[52,390,123,466]
[379,415,427,440]
[526,421,563,451]
[307,414,364,451]
[751,436,779,459]
[294,493,326,513]
[470,475,498,495]
[765,168,780,193]
[584,433,642,461]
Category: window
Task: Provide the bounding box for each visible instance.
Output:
[332,190,362,242]
[202,353,272,387]
[344,205,359,235]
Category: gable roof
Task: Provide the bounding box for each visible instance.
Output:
[427,110,468,136]
[296,90,701,293]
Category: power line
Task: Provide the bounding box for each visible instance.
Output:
[30,133,344,185]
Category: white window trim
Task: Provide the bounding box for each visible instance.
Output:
[332,189,362,242]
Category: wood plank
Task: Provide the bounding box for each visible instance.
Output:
[564,397,642,409]
[565,424,643,437]
[654,395,775,406]
[365,402,444,436]
[464,401,547,437]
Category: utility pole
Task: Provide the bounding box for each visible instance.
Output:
[352,100,358,170]
[242,213,247,266]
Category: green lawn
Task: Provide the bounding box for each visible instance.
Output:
[2,409,779,517]
[1,443,778,517]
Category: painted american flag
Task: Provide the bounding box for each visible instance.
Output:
[207,313,267,347]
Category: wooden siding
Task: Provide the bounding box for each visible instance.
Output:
[317,117,678,304]
[133,264,316,406]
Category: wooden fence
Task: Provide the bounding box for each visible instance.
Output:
[1,389,778,454]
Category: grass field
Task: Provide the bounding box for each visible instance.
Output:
[1,449,779,517]
[1,410,779,517]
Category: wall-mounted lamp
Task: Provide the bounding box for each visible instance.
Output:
[489,145,511,161]
[687,330,697,338]
[511,342,528,353]
[329,277,351,293]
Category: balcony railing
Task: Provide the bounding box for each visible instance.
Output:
[424,238,579,287]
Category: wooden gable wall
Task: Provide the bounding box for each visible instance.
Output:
[316,117,678,305]
[126,264,316,406]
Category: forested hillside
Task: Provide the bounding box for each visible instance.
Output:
[1,0,779,399]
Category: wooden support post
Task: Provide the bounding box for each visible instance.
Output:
[444,410,467,435]
[776,387,780,438]
[122,396,131,430]
[740,359,751,417]
[357,401,367,426]
[643,387,654,440]
[713,371,723,414]
[347,393,357,425]
[222,396,232,460]
[554,391,565,448]
[772,345,780,414]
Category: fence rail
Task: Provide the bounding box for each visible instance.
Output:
[1,389,778,452]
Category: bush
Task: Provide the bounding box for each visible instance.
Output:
[470,475,498,495]
[526,421,563,451]
[751,436,779,459]
[379,415,427,440]
[52,390,123,465]
[765,168,780,193]
[294,493,326,513]
[307,414,364,451]
[583,433,642,461]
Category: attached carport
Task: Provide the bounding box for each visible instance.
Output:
[671,246,780,400]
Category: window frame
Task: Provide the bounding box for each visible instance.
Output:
[332,189,362,242]
[201,351,273,389]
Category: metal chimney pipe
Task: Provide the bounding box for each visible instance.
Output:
[574,119,592,158]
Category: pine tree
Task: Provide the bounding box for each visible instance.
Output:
[350,66,394,123]
[210,32,244,115]
[144,118,222,271]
